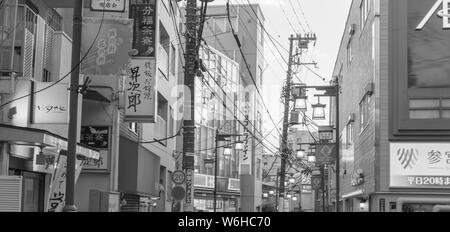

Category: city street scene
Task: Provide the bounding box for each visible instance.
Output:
[0,0,450,213]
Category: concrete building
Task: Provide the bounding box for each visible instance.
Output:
[331,0,450,212]
[190,45,241,212]
[202,3,265,213]
[0,0,184,212]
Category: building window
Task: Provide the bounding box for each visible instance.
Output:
[159,22,170,79]
[156,93,168,146]
[359,94,371,132]
[129,122,138,134]
[170,43,176,76]
[347,39,353,66]
[346,122,354,144]
[256,158,261,181]
[360,0,370,31]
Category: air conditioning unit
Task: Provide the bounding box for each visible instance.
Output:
[349,24,356,36]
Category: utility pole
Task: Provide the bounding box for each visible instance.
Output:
[63,0,83,212]
[279,34,317,212]
[183,0,198,212]
[279,34,295,212]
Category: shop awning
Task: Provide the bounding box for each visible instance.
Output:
[0,124,99,159]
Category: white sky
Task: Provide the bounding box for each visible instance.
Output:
[209,0,352,150]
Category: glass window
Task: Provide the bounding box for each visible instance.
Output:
[347,40,353,66]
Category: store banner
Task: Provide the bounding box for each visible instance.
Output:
[46,151,84,212]
[390,142,450,188]
[129,0,157,57]
[33,83,69,124]
[80,17,133,77]
[124,58,157,122]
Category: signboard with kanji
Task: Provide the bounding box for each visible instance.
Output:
[316,144,337,165]
[81,126,109,149]
[124,58,157,122]
[129,0,157,57]
[91,0,126,12]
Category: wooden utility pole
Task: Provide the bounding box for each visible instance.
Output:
[182,0,198,212]
[279,34,317,212]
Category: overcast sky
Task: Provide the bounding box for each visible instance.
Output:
[209,0,352,149]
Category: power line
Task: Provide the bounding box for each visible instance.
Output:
[288,0,307,33]
[0,9,107,110]
[226,1,283,140]
[296,0,313,33]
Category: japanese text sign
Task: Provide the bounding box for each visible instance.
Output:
[91,0,126,12]
[391,142,450,189]
[124,58,157,122]
[129,0,157,57]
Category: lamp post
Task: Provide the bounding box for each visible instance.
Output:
[214,131,242,212]
[292,80,340,212]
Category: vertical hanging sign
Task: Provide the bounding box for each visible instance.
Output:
[239,101,252,175]
[129,0,157,57]
[124,58,157,122]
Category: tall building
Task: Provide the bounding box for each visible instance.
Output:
[203,3,265,212]
[0,0,184,212]
[331,0,450,212]
[191,45,241,212]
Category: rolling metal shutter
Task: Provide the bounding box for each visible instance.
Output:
[0,176,23,212]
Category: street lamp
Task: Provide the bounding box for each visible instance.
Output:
[263,193,269,198]
[292,196,298,201]
[291,81,340,212]
[295,96,308,111]
[296,150,306,159]
[269,190,275,195]
[307,155,316,163]
[289,178,296,184]
[223,147,232,156]
[312,98,326,120]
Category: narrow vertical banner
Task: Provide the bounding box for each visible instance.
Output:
[129,0,157,57]
[124,58,157,122]
[240,102,252,175]
[46,151,85,212]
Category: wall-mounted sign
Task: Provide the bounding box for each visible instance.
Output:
[81,126,109,149]
[390,142,450,188]
[315,144,336,165]
[91,0,126,12]
[129,0,157,57]
[33,83,69,124]
[124,58,157,122]
[81,150,108,171]
[81,17,133,77]
[311,176,322,190]
[240,114,252,175]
